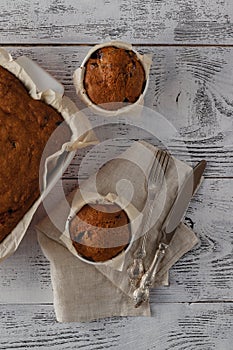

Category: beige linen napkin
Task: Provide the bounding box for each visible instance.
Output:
[36,141,199,322]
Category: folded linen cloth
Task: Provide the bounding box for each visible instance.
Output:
[36,141,200,322]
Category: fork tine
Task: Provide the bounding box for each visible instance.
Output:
[160,151,170,176]
[163,152,170,175]
[149,149,163,183]
[151,150,170,185]
[160,151,170,179]
[151,150,165,182]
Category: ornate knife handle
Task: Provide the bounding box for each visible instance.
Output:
[133,243,168,308]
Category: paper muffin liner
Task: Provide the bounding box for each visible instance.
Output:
[61,190,142,271]
[0,48,98,263]
[73,41,152,117]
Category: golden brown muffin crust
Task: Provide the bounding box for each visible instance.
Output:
[84,46,145,109]
[0,65,63,243]
[70,203,131,262]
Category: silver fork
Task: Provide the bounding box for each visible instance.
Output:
[127,150,170,287]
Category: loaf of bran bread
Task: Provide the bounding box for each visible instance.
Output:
[0,65,63,243]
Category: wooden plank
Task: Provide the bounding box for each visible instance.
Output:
[0,303,232,349]
[0,179,232,304]
[3,45,231,177]
[0,0,233,44]
[2,45,233,177]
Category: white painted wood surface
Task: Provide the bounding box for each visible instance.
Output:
[0,303,233,350]
[0,179,232,305]
[0,0,233,44]
[4,46,233,177]
[1,0,233,349]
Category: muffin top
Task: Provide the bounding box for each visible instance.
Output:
[69,203,131,262]
[83,46,145,110]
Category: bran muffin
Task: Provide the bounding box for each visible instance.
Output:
[69,203,131,262]
[83,46,146,110]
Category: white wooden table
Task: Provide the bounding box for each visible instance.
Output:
[1,1,233,349]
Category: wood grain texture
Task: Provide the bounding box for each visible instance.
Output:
[0,303,232,349]
[0,179,232,304]
[0,2,232,342]
[0,44,232,307]
[0,0,233,44]
[3,45,233,177]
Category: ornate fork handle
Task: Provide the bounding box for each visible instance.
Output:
[133,243,168,308]
[127,230,148,286]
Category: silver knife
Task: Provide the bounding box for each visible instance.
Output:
[164,159,207,235]
[133,159,207,307]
